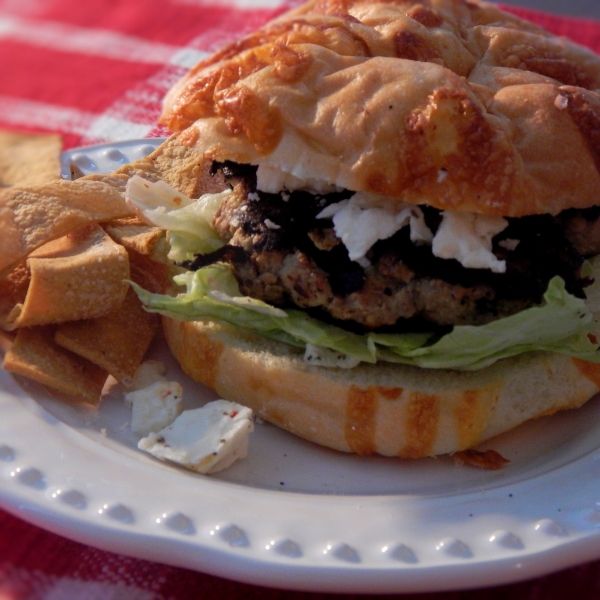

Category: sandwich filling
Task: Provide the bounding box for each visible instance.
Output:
[127,174,600,371]
[129,0,600,371]
[182,161,591,331]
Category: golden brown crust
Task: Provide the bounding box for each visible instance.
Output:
[1,225,129,330]
[54,288,158,385]
[0,177,131,276]
[0,131,61,188]
[163,317,600,457]
[161,0,600,217]
[2,326,108,406]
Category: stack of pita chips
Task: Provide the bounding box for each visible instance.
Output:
[0,131,214,405]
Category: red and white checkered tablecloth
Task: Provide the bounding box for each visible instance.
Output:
[2,1,600,598]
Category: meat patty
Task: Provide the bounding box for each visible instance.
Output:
[558,206,600,257]
[187,162,591,331]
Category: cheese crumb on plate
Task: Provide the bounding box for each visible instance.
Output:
[138,400,254,474]
[127,380,184,436]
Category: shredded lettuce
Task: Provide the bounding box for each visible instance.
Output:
[131,263,600,370]
[127,175,600,370]
[125,175,227,261]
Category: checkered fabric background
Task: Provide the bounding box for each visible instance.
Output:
[2,1,600,598]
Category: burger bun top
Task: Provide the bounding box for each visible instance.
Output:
[161,0,600,217]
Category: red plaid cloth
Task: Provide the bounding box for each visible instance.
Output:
[0,0,303,149]
[2,1,600,598]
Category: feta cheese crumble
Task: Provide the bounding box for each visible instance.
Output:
[125,361,184,436]
[432,211,508,273]
[264,218,281,230]
[127,380,184,436]
[128,360,167,394]
[138,400,254,474]
[256,164,341,194]
[316,192,432,263]
[316,191,508,273]
[498,238,520,251]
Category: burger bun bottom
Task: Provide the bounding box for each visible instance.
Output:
[162,318,600,458]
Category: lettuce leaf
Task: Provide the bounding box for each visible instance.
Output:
[131,264,600,370]
[126,176,600,370]
[125,175,227,261]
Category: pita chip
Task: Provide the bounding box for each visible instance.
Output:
[0,176,131,275]
[2,326,108,406]
[103,217,172,293]
[109,133,226,198]
[1,225,129,330]
[55,287,159,385]
[0,131,61,188]
[103,216,166,257]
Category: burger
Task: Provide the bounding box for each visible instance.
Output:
[129,0,600,458]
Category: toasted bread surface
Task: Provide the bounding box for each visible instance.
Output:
[163,317,600,457]
[162,0,600,217]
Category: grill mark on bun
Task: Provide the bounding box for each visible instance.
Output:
[162,317,600,458]
[376,386,404,401]
[179,22,314,82]
[345,386,377,455]
[572,357,600,389]
[493,37,597,90]
[400,392,439,458]
[454,389,492,450]
[199,332,225,391]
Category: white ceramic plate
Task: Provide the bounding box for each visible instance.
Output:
[2,140,600,594]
